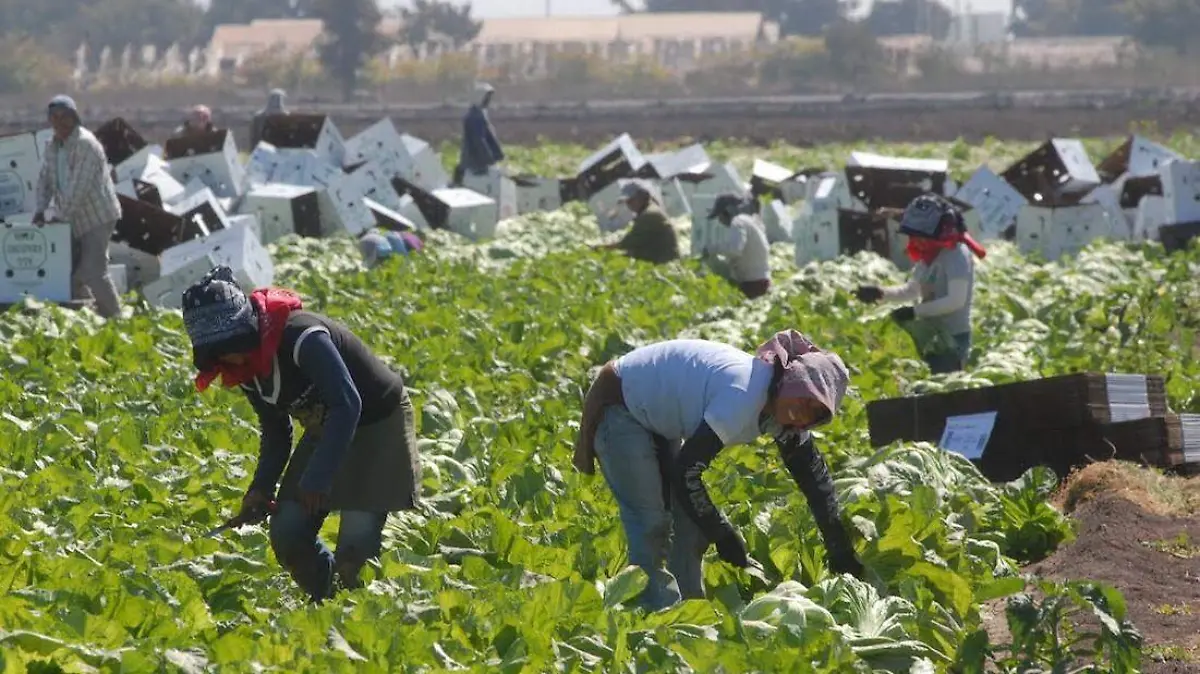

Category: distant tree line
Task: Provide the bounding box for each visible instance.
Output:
[0,0,482,99]
[0,0,1196,99]
[616,0,1200,54]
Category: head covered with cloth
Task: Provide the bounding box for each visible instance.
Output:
[47,94,82,139]
[181,266,424,605]
[755,328,849,431]
[181,266,302,392]
[706,193,759,225]
[899,193,987,265]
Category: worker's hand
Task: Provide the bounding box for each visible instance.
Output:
[572,435,596,474]
[830,553,866,580]
[714,530,750,568]
[239,489,272,522]
[31,211,44,225]
[298,489,330,516]
[890,306,916,324]
[855,285,883,304]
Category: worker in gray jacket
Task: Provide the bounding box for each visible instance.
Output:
[855,194,986,374]
[453,83,504,185]
[250,89,287,149]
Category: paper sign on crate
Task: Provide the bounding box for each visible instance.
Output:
[938,411,998,460]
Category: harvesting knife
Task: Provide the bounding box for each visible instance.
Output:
[205,500,278,538]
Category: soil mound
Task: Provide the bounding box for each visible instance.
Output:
[1031,484,1200,672]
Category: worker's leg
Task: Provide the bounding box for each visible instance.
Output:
[72,224,122,318]
[268,500,336,602]
[594,406,683,611]
[332,510,388,591]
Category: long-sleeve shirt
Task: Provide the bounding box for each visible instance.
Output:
[459,105,504,174]
[707,214,770,283]
[244,312,404,495]
[880,243,974,336]
[668,420,845,551]
[616,205,680,264]
[36,126,122,237]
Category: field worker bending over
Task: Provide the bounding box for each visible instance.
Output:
[855,194,985,374]
[593,180,680,265]
[454,82,504,185]
[182,266,422,602]
[250,89,287,149]
[573,331,864,611]
[33,94,123,319]
[702,193,771,299]
[359,229,423,269]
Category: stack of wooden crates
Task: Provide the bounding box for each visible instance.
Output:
[866,372,1200,481]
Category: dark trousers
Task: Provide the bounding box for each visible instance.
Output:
[924,332,973,374]
[739,279,771,298]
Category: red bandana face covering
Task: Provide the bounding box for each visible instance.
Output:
[194,288,302,392]
[906,224,988,265]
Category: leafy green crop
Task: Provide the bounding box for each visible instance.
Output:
[2,137,1189,671]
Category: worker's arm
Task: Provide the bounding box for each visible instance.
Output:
[573,363,623,474]
[879,276,921,303]
[34,144,55,216]
[293,330,363,495]
[669,422,734,543]
[707,220,748,257]
[915,278,970,318]
[246,391,295,497]
[614,215,652,253]
[482,112,504,161]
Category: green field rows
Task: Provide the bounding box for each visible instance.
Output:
[2,137,1196,672]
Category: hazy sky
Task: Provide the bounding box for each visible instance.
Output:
[381,0,1014,18]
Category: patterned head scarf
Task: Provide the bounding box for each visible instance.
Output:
[755,329,850,428]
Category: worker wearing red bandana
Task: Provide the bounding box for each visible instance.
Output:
[855,194,986,374]
[181,266,422,602]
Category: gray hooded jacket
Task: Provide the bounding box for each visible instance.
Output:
[250,89,287,149]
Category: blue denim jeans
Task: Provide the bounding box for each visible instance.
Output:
[269,500,388,602]
[925,332,972,374]
[593,405,709,611]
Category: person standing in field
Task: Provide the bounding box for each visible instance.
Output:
[701,193,772,299]
[573,330,864,611]
[453,82,505,186]
[182,266,422,602]
[855,193,985,374]
[33,95,123,319]
[594,180,680,265]
[250,89,287,149]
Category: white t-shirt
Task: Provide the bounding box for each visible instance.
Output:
[614,339,775,446]
[710,214,770,283]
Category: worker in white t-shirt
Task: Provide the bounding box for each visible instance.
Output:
[572,330,864,611]
[701,194,771,298]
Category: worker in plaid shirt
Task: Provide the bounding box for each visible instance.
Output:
[33,95,123,318]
